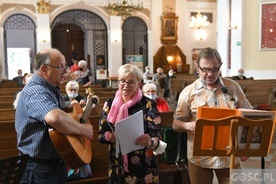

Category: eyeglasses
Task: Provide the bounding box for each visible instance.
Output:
[145,90,157,94]
[44,64,65,72]
[118,80,137,87]
[198,65,220,73]
[68,89,78,92]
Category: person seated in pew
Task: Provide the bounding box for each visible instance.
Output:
[63,80,100,111]
[142,82,170,112]
[63,80,87,108]
[15,48,93,183]
[12,69,24,86]
[172,47,253,184]
[233,68,247,80]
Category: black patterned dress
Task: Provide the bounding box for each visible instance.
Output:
[98,96,161,184]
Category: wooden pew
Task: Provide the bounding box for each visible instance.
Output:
[0,120,19,158]
[0,110,189,184]
[0,104,104,122]
[0,109,16,121]
[0,98,111,110]
[0,86,116,96]
[170,74,276,110]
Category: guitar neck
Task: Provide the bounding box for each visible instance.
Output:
[80,88,94,124]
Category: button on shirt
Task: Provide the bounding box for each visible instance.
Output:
[15,73,66,159]
[174,77,253,169]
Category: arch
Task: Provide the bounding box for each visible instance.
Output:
[51,9,108,85]
[132,12,151,30]
[4,14,36,30]
[3,13,36,79]
[50,2,110,30]
[0,7,36,28]
[122,16,148,67]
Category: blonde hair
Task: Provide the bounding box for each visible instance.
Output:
[117,64,143,82]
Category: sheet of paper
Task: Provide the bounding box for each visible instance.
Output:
[115,110,144,157]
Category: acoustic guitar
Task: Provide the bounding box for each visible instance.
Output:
[49,88,97,168]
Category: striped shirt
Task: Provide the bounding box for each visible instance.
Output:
[15,73,65,159]
[174,77,253,169]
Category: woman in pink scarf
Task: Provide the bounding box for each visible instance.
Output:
[99,64,162,184]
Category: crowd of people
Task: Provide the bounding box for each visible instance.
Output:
[13,47,254,183]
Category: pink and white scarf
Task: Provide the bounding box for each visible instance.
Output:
[106,88,143,172]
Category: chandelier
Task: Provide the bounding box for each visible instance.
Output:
[189,0,209,29]
[105,0,144,19]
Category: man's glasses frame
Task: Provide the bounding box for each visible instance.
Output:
[198,65,221,73]
[118,80,137,87]
[44,64,65,72]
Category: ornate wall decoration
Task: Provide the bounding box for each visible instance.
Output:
[37,0,50,14]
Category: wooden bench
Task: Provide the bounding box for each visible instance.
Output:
[0,104,104,122]
[0,110,189,184]
[170,74,276,110]
[0,96,114,109]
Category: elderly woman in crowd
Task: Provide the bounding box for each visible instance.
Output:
[78,60,93,87]
[63,80,87,108]
[142,82,170,112]
[98,64,166,184]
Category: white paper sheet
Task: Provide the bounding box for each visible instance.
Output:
[115,110,144,156]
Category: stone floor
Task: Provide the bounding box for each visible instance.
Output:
[240,128,276,169]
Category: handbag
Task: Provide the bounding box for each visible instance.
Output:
[161,126,188,171]
[67,164,92,181]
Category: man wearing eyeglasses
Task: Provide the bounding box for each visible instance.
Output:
[172,47,253,184]
[15,48,94,183]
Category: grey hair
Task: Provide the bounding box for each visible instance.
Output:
[117,64,143,82]
[34,48,62,70]
[196,47,222,65]
[65,80,79,92]
[34,51,51,70]
[142,82,157,92]
[78,60,87,67]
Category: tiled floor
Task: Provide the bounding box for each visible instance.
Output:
[240,128,276,169]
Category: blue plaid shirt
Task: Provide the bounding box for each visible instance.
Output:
[15,73,66,159]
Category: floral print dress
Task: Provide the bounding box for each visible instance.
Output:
[98,96,161,184]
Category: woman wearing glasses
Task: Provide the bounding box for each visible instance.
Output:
[98,64,165,184]
[142,82,170,112]
[172,47,253,184]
